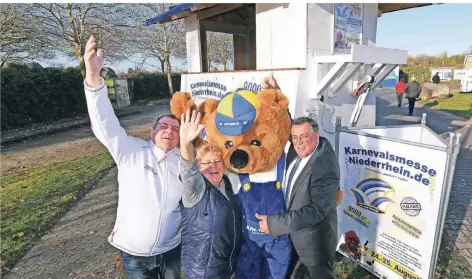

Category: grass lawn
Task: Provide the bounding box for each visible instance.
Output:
[420,92,472,120]
[0,152,115,270]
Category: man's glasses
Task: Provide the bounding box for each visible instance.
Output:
[157,123,179,133]
[291,134,311,144]
[199,160,222,166]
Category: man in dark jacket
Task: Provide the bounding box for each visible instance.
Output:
[257,116,340,279]
[432,72,440,84]
[405,76,422,116]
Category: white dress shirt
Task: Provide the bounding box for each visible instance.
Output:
[284,143,319,206]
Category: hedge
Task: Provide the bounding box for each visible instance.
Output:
[1,65,182,131]
[1,64,86,130]
[128,73,181,101]
[400,66,431,83]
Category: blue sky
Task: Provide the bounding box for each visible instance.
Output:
[47,3,472,72]
[376,3,472,56]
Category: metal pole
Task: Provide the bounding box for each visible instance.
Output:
[420,113,427,144]
[429,132,462,279]
[335,117,342,155]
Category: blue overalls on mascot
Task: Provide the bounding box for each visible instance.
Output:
[214,88,292,279]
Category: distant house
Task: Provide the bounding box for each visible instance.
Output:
[100,67,117,79]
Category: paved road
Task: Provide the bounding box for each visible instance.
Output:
[4,90,472,278]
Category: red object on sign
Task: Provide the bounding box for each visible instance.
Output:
[353,81,362,97]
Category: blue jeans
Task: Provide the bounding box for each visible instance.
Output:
[120,244,181,279]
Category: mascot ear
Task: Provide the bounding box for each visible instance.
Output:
[257,89,289,110]
[170,92,196,120]
[197,98,219,124]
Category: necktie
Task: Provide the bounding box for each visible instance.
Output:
[285,157,301,204]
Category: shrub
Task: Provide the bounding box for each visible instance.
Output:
[128,73,181,101]
[400,66,432,83]
[1,63,86,130]
[105,79,114,88]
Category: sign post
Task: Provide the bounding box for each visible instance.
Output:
[334,114,461,279]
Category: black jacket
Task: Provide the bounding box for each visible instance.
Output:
[405,80,422,98]
[180,175,242,279]
[267,137,340,267]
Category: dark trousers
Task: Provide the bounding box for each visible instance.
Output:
[120,244,181,279]
[285,246,334,279]
[407,97,416,115]
[396,93,403,107]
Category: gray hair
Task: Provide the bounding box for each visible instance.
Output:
[152,114,179,130]
[291,116,319,133]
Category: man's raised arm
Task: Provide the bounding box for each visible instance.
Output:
[84,36,136,164]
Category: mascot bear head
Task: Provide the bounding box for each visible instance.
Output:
[171,88,291,174]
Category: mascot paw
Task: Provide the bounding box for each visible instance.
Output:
[170,92,196,120]
[257,89,289,110]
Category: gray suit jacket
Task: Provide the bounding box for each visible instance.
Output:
[267,137,340,267]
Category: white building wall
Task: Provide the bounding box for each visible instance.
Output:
[361,3,378,46]
[184,14,203,73]
[181,3,393,145]
[255,3,307,69]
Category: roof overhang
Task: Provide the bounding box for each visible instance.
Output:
[378,3,434,14]
[145,3,435,25]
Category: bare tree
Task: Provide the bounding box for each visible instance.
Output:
[119,3,186,95]
[0,4,54,68]
[439,51,448,67]
[21,3,128,77]
[415,53,428,67]
[206,32,233,71]
[464,45,472,55]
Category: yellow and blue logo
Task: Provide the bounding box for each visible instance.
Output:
[215,88,259,136]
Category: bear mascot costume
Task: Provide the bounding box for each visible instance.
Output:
[170,77,342,279]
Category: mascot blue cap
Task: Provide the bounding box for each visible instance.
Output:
[215,88,259,136]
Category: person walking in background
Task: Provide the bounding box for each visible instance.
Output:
[432,72,440,84]
[405,76,422,116]
[395,78,406,107]
[178,109,242,279]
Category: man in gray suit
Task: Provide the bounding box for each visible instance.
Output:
[256,113,340,278]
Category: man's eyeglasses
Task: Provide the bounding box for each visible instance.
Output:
[291,134,311,144]
[157,123,179,133]
[199,160,222,166]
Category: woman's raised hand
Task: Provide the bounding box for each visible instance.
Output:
[180,109,204,146]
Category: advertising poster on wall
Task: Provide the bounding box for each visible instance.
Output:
[336,131,448,279]
[333,3,363,54]
[180,70,300,114]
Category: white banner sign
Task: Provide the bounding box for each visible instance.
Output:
[336,132,448,279]
[334,4,363,54]
[180,70,301,115]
